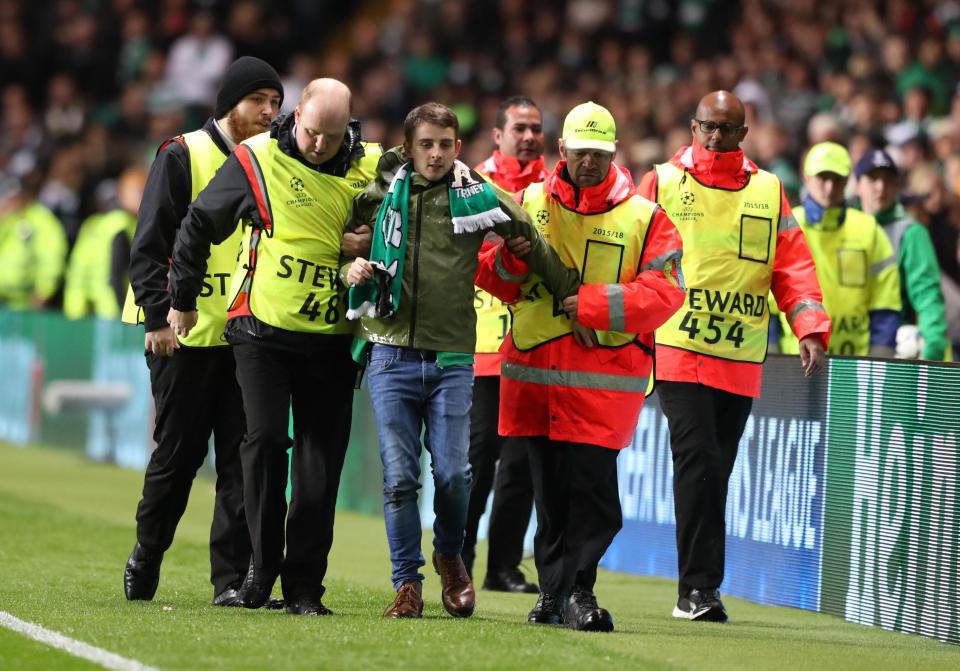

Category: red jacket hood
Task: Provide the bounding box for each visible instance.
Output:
[669,138,759,189]
[543,160,635,214]
[475,150,548,194]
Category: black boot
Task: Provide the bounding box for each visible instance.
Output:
[124,543,163,601]
[563,589,614,632]
[527,592,563,625]
[237,559,279,609]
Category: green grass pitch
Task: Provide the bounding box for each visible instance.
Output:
[0,443,957,670]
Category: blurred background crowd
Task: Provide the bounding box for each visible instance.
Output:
[1,0,959,345]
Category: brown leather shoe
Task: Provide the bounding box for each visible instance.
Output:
[383,581,423,618]
[432,551,476,617]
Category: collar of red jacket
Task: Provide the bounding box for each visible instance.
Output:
[544,160,635,214]
[669,138,758,189]
[483,150,548,193]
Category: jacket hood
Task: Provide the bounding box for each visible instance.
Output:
[543,160,635,214]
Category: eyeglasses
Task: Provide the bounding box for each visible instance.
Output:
[693,119,744,135]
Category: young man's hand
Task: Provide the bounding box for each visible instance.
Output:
[347,258,375,286]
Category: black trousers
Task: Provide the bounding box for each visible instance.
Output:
[135,346,249,595]
[462,376,535,576]
[656,381,753,596]
[522,436,621,595]
[232,340,355,601]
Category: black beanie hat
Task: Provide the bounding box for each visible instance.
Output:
[214,56,284,118]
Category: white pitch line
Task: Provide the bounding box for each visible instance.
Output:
[0,610,160,671]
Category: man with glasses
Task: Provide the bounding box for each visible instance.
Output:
[638,90,831,622]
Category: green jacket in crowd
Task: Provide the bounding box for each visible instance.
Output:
[63,209,136,320]
[874,201,948,360]
[0,201,67,309]
[341,146,580,356]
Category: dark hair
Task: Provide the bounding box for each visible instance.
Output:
[495,95,540,129]
[403,102,459,142]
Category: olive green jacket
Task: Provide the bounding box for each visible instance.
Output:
[341,146,579,354]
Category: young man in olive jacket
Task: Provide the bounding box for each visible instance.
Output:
[342,102,580,620]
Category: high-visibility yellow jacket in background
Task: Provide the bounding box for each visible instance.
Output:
[0,201,67,309]
[777,205,900,356]
[65,210,136,319]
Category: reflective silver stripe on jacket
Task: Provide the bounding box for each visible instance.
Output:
[778,213,799,233]
[788,299,827,325]
[501,361,647,392]
[605,284,625,332]
[870,256,896,276]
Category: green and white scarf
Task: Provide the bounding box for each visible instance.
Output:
[347,160,510,320]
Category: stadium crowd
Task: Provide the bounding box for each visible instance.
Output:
[2,0,959,354]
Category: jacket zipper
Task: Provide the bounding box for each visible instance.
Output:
[407,191,424,348]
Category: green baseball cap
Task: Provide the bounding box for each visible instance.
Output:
[803,142,852,177]
[561,101,617,153]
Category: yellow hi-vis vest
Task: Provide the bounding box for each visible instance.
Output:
[226,133,380,334]
[654,162,780,363]
[509,182,658,350]
[474,177,520,354]
[778,207,899,356]
[64,209,136,319]
[120,129,238,347]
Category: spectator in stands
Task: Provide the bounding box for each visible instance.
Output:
[164,11,232,125]
[855,148,949,359]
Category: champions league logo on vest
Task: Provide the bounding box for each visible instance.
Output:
[286,174,317,208]
[675,190,704,222]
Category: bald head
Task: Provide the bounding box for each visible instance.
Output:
[691,90,748,153]
[299,78,352,109]
[295,78,353,165]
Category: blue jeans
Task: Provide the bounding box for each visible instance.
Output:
[367,344,474,589]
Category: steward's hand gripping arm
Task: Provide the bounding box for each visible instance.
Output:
[491,192,580,299]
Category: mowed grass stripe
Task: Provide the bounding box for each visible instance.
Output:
[0,444,958,670]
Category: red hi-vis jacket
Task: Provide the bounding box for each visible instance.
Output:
[476,161,685,450]
[638,140,831,398]
[473,151,549,376]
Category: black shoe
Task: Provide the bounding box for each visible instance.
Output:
[483,568,539,594]
[264,598,285,610]
[672,588,728,623]
[285,595,333,616]
[211,587,243,607]
[124,543,163,601]
[237,560,279,609]
[563,589,614,632]
[527,592,563,625]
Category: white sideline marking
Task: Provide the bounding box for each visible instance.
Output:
[0,610,160,671]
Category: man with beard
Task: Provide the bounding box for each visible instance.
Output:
[121,56,283,608]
